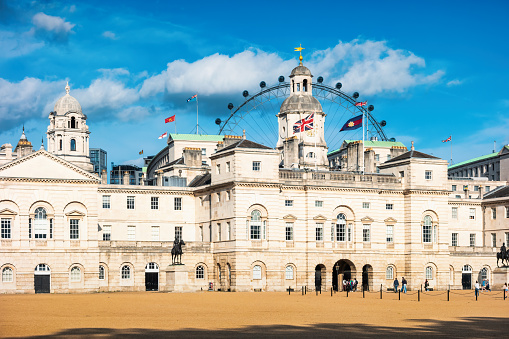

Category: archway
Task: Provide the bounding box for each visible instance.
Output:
[145,263,159,291]
[362,265,373,291]
[315,264,326,291]
[34,264,51,293]
[462,265,472,290]
[332,260,356,291]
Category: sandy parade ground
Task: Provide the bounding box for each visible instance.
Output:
[0,290,508,338]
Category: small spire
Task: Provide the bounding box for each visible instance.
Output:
[40,136,45,150]
[65,81,70,94]
[411,141,415,151]
[294,44,305,66]
[20,125,27,140]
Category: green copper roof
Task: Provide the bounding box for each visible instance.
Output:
[448,152,499,169]
[169,134,224,142]
[327,140,406,156]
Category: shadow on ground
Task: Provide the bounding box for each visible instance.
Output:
[7,317,507,338]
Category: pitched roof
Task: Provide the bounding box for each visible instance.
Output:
[483,185,509,199]
[328,140,406,156]
[384,149,440,163]
[216,139,273,153]
[169,134,224,142]
[188,173,211,187]
[448,152,498,170]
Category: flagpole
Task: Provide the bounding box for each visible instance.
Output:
[196,94,199,135]
[314,111,317,171]
[450,135,453,165]
[362,108,365,174]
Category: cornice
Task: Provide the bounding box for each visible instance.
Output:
[98,187,194,195]
[448,200,482,206]
[0,177,98,184]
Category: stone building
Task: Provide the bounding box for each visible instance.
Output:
[448,145,509,181]
[1,63,508,294]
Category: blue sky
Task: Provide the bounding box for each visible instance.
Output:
[1,0,508,168]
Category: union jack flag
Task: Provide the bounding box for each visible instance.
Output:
[293,113,314,133]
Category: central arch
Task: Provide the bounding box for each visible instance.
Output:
[332,259,356,291]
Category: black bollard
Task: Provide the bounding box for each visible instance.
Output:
[380,285,382,299]
[421,284,423,292]
[347,290,349,298]
[476,292,478,301]
[302,286,304,295]
[316,289,318,296]
[289,286,291,295]
[504,290,506,301]
[447,289,450,301]
[363,287,365,299]
[418,289,420,302]
[399,290,401,300]
[320,286,321,294]
[331,288,333,297]
[305,286,307,295]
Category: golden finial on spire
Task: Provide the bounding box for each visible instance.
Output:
[294,44,305,65]
[65,81,70,94]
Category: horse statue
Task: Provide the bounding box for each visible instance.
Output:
[171,238,186,265]
[497,243,509,267]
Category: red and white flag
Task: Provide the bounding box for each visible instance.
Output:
[158,132,167,139]
[442,136,452,143]
[355,101,367,107]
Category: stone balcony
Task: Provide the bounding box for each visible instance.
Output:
[278,169,401,188]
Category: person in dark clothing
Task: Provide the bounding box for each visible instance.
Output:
[393,278,399,293]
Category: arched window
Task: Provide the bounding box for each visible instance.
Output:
[462,265,472,273]
[196,265,204,279]
[71,117,76,128]
[34,207,48,239]
[253,265,262,280]
[303,79,308,92]
[336,213,346,242]
[59,139,62,151]
[250,210,261,240]
[99,265,105,280]
[386,266,394,280]
[70,139,76,151]
[285,266,294,280]
[423,215,432,243]
[34,264,50,273]
[426,266,433,280]
[2,267,13,282]
[480,267,488,281]
[70,267,81,282]
[306,152,316,158]
[121,265,131,279]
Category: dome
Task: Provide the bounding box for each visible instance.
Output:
[280,94,322,113]
[290,65,312,77]
[53,82,82,115]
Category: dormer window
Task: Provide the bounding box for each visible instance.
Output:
[296,83,300,92]
[71,117,76,128]
[303,79,308,92]
[70,139,76,151]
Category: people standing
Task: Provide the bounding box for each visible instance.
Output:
[485,280,491,292]
[474,280,480,298]
[394,278,399,293]
[504,283,508,298]
[401,277,407,293]
[424,279,429,292]
[354,278,358,292]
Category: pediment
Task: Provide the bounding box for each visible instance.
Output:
[65,210,86,217]
[0,150,99,182]
[313,214,327,221]
[283,214,297,220]
[384,217,398,224]
[361,216,374,223]
[0,208,17,216]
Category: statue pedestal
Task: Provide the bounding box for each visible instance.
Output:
[165,265,189,292]
[492,267,509,290]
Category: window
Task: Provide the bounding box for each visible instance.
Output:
[507,207,509,219]
[99,265,105,280]
[253,265,262,280]
[128,226,136,241]
[452,185,457,191]
[426,266,433,280]
[285,200,293,207]
[452,207,458,219]
[423,215,432,243]
[285,222,293,241]
[315,223,323,241]
[1,218,11,239]
[196,265,204,279]
[199,226,203,241]
[250,210,261,240]
[70,219,79,239]
[285,266,294,280]
[217,223,222,241]
[315,200,323,207]
[151,197,159,210]
[386,266,394,280]
[474,185,479,192]
[485,186,490,192]
[216,193,221,203]
[424,170,432,180]
[2,267,13,282]
[506,232,509,246]
[452,233,458,246]
[102,225,111,241]
[492,233,496,247]
[252,161,261,171]
[387,154,391,161]
[70,139,76,151]
[227,222,231,241]
[306,152,316,158]
[492,208,496,219]
[70,267,81,282]
[226,162,231,172]
[102,195,111,209]
[151,226,160,241]
[480,267,488,281]
[226,191,231,201]
[174,197,182,210]
[470,233,476,247]
[386,225,394,243]
[363,224,370,242]
[469,208,475,220]
[336,214,346,242]
[175,226,183,241]
[399,171,405,178]
[59,139,62,150]
[386,203,393,210]
[455,195,461,199]
[375,154,379,161]
[121,265,131,279]
[347,224,352,242]
[362,202,370,209]
[34,207,48,239]
[127,196,135,209]
[201,148,206,156]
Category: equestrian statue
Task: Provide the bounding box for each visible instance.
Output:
[171,237,186,265]
[497,243,509,267]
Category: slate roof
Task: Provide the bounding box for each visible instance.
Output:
[384,149,440,164]
[483,185,509,199]
[328,140,406,156]
[188,173,211,187]
[156,157,184,171]
[169,134,224,142]
[216,139,273,153]
[448,152,499,170]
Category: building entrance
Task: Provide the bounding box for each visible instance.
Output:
[332,260,356,291]
[34,264,50,294]
[145,263,159,291]
[362,265,373,291]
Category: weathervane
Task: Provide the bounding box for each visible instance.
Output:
[294,44,305,65]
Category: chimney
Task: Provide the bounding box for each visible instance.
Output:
[223,135,242,147]
[1,144,12,160]
[216,141,224,151]
[183,147,202,167]
[123,171,130,185]
[101,169,107,185]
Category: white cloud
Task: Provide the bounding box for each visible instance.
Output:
[69,5,76,13]
[71,78,139,112]
[0,30,45,58]
[115,106,151,121]
[98,68,130,78]
[447,79,462,87]
[102,31,116,40]
[31,12,75,42]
